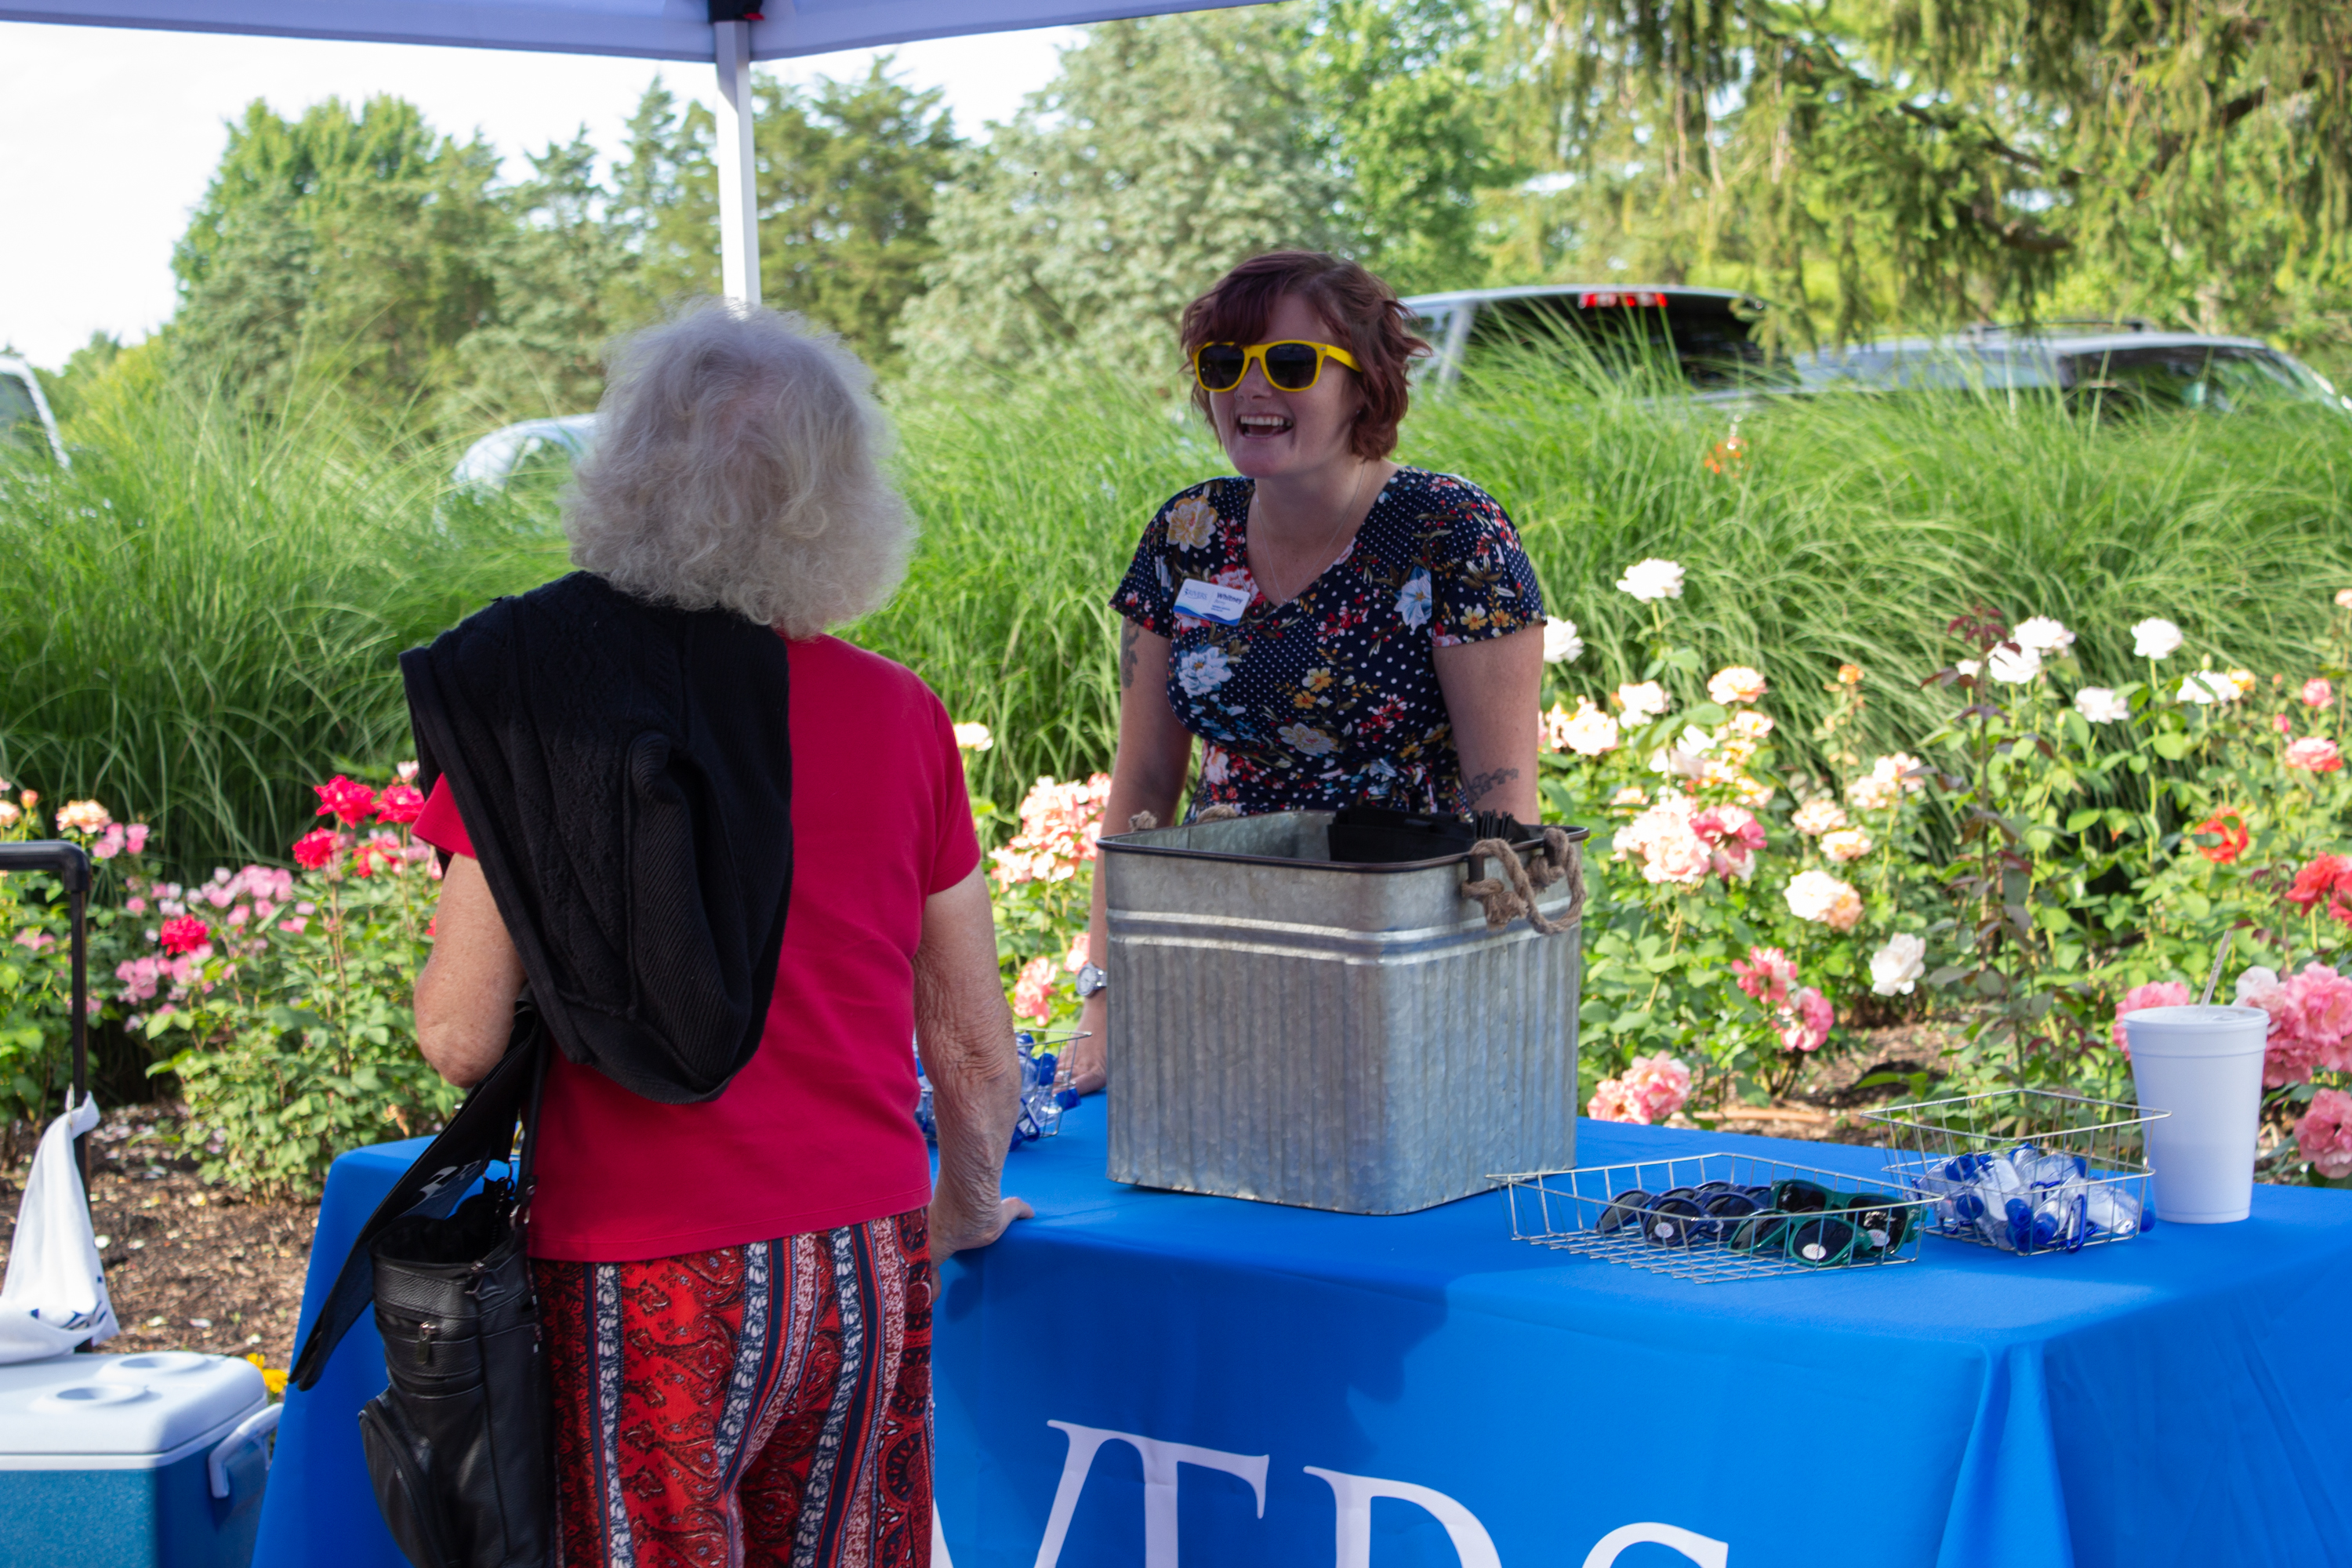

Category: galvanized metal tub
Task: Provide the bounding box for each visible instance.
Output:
[1099,811,1586,1215]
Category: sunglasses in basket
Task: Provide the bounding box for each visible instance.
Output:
[1192,340,1363,394]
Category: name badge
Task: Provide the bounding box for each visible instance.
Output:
[1174,578,1252,626]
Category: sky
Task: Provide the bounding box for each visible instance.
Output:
[0,20,1081,369]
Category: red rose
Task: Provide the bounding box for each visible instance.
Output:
[374,782,426,826]
[2192,811,2250,865]
[292,829,339,870]
[158,915,210,956]
[2286,855,2352,926]
[313,775,379,827]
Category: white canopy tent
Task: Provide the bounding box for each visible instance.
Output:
[2,0,1275,303]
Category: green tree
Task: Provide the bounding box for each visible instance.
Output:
[441,132,637,426]
[898,9,1343,382]
[608,78,720,317]
[1481,0,2352,351]
[1287,0,1515,293]
[171,96,502,416]
[755,61,961,365]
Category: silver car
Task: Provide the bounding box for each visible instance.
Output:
[1791,323,2351,418]
[0,355,67,466]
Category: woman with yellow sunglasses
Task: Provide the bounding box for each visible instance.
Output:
[1065,250,1544,1094]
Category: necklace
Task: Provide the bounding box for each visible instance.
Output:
[1250,460,1374,605]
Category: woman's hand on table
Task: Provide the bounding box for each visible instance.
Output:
[1069,993,1109,1095]
[931,1192,1035,1264]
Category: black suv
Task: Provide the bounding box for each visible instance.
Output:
[1401,285,1783,398]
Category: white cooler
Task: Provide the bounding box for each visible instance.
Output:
[0,1351,278,1568]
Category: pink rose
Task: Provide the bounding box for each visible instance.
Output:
[1733,946,1796,1006]
[1587,1078,1639,1122]
[2296,1089,2352,1179]
[2111,979,2191,1054]
[1011,956,1057,1022]
[1691,806,1765,851]
[2285,737,2343,773]
[1778,987,1833,1052]
[2301,677,2333,709]
[1623,1054,1692,1121]
[125,823,151,855]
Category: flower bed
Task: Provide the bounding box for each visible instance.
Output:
[959,575,2352,1186]
[1,773,454,1196]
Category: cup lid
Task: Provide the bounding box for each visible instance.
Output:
[2120,1004,2267,1031]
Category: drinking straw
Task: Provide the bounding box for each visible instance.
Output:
[2198,931,2235,1007]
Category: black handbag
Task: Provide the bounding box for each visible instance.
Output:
[292,1004,554,1568]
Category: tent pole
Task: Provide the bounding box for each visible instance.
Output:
[713,18,760,307]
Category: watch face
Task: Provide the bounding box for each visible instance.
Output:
[1075,964,1107,997]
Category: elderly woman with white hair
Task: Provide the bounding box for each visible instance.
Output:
[407,299,1026,1566]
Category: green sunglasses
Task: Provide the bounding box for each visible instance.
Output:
[1192,339,1363,394]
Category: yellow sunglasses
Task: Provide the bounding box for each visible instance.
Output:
[1192,340,1363,394]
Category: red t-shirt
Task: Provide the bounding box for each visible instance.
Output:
[415,634,979,1261]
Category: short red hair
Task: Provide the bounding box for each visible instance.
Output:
[1179,251,1428,461]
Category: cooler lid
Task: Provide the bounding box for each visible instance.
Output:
[0,1351,267,1456]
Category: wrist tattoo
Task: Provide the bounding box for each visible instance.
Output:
[1461,765,1520,806]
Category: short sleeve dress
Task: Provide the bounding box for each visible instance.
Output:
[1110,466,1543,818]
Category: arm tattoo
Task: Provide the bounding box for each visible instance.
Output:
[1461,766,1520,807]
[1119,619,1141,691]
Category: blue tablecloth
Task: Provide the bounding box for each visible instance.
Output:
[254,1110,2352,1568]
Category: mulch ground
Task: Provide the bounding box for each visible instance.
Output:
[0,1106,316,1370]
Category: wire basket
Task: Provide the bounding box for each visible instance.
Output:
[913,1029,1087,1149]
[1862,1090,2165,1256]
[1494,1152,1935,1283]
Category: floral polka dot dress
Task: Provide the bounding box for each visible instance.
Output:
[1111,466,1544,818]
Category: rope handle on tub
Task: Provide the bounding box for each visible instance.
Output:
[1464,828,1584,935]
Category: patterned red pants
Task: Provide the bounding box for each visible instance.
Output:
[533,1210,932,1568]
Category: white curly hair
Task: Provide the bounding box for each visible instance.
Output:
[564,299,914,637]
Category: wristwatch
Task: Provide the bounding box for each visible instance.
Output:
[1074,962,1110,999]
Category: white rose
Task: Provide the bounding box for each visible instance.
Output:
[1542,618,1584,664]
[1616,681,1670,720]
[1791,799,1849,836]
[1615,557,1686,602]
[1560,702,1620,757]
[1870,932,1927,996]
[1987,644,2042,684]
[2131,618,2183,659]
[2011,616,2075,654]
[1786,869,1864,931]
[1821,827,1874,862]
[951,722,995,751]
[2177,670,2231,705]
[2073,688,2129,724]
[1956,659,1982,678]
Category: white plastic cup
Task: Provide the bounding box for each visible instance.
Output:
[2122,1004,2270,1224]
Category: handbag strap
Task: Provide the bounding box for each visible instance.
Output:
[291,997,546,1392]
[511,1023,548,1230]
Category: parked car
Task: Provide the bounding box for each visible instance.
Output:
[450,413,597,492]
[0,355,68,466]
[1792,324,2351,419]
[1400,285,1785,398]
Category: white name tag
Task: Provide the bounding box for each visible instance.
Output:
[1174,578,1252,625]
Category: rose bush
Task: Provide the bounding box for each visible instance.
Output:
[1548,565,2352,1168]
[126,770,458,1196]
